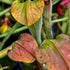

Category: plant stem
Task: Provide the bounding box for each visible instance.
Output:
[61,9,69,33]
[52,13,58,17]
[0,7,11,16]
[52,17,69,25]
[0,26,28,38]
[29,17,43,46]
[0,17,68,38]
[0,45,12,59]
[0,66,10,70]
[0,0,13,5]
[34,17,43,46]
[43,0,53,39]
[0,22,22,50]
[52,0,60,5]
[66,2,70,36]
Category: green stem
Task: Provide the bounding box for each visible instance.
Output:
[0,45,12,59]
[0,0,13,5]
[0,66,9,70]
[0,26,28,38]
[52,13,58,17]
[0,18,68,38]
[34,17,43,46]
[61,9,69,33]
[0,22,22,50]
[0,7,11,16]
[52,17,69,25]
[29,17,43,46]
[0,26,28,59]
[66,2,70,36]
[0,17,68,38]
[52,0,60,5]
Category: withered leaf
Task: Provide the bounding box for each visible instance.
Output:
[11,0,44,26]
[35,39,69,70]
[8,33,38,63]
[51,34,70,69]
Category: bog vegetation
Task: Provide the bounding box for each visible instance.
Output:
[0,0,70,70]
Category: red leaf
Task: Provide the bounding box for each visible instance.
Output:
[8,33,38,63]
[51,34,70,69]
[57,0,69,15]
[35,39,69,70]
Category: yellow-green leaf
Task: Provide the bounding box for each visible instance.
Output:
[11,0,44,26]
